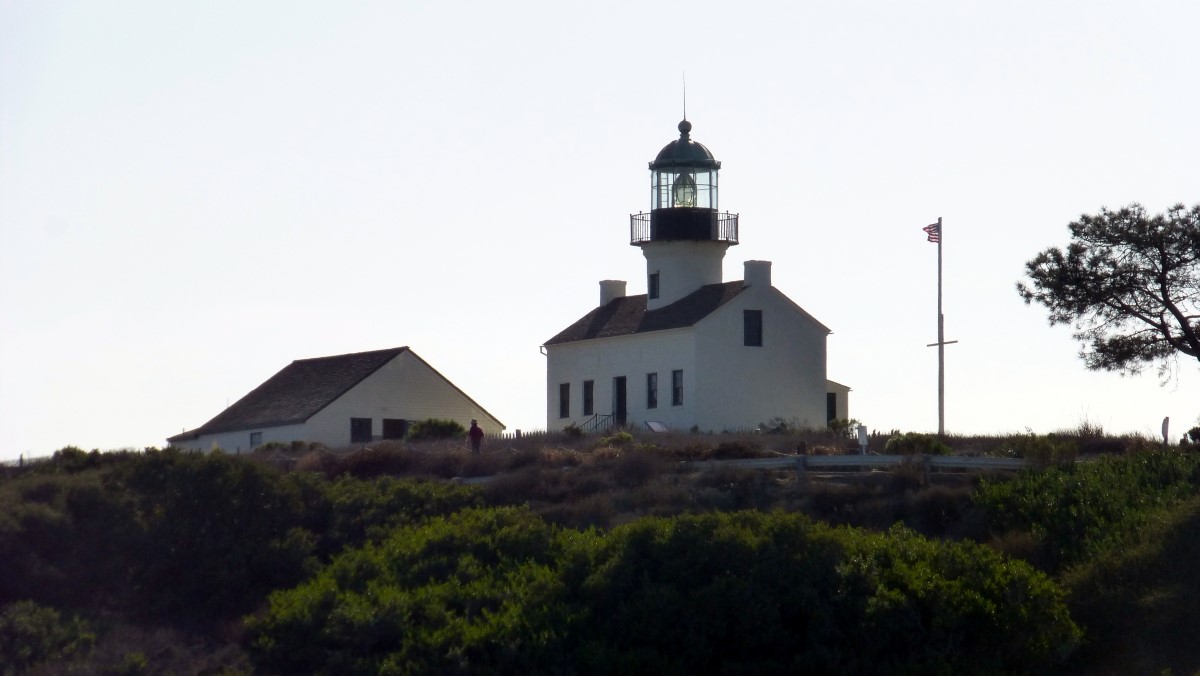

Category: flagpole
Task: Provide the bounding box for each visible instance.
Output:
[923,217,955,437]
[936,216,944,437]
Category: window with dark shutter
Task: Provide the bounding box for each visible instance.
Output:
[350,417,372,443]
[744,309,763,346]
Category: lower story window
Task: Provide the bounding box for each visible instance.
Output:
[350,417,372,443]
[382,418,409,440]
[671,370,683,406]
[559,383,570,418]
[583,380,594,416]
[249,431,262,447]
[647,372,658,409]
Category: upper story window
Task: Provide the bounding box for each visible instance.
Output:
[648,272,660,299]
[744,309,763,346]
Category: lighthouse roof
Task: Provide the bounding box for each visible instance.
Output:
[649,119,721,170]
[544,281,745,345]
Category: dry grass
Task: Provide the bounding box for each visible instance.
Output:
[255,429,997,533]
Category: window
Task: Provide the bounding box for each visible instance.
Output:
[382,418,408,440]
[827,393,838,424]
[559,383,570,418]
[648,272,660,299]
[744,309,763,346]
[350,417,372,443]
[646,372,658,409]
[583,380,594,416]
[672,370,683,406]
[249,431,262,447]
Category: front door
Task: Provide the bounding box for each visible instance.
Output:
[613,376,627,426]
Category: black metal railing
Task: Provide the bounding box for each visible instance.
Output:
[630,211,738,245]
[581,413,615,434]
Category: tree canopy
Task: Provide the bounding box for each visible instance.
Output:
[1017,203,1200,376]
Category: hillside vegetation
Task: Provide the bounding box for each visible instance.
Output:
[1,429,1197,674]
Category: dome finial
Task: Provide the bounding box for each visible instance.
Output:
[678,119,692,140]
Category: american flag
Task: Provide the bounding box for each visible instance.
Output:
[922,222,940,243]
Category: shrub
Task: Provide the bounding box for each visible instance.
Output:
[111,448,316,622]
[247,507,583,675]
[599,431,634,447]
[976,451,1200,572]
[883,432,951,456]
[248,509,1079,675]
[1006,432,1078,467]
[828,418,862,438]
[0,600,96,672]
[406,418,466,441]
[610,450,665,488]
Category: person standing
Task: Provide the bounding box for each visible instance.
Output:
[468,419,484,454]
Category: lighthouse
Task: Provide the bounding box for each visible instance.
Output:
[543,119,846,433]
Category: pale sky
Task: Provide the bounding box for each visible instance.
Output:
[2,1,1198,460]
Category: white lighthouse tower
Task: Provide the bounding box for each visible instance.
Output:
[631,119,739,310]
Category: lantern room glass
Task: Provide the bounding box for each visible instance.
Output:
[652,167,717,210]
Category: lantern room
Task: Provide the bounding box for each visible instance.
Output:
[631,119,738,245]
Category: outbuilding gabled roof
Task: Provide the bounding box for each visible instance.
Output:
[545,281,746,345]
[169,347,409,441]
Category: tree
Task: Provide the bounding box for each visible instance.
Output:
[1017,203,1200,376]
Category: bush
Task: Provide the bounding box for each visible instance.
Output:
[883,432,952,456]
[406,418,466,441]
[1005,432,1078,467]
[111,449,316,622]
[0,600,95,672]
[248,509,1079,675]
[976,451,1200,572]
[599,431,634,447]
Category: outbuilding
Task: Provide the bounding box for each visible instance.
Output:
[168,346,504,452]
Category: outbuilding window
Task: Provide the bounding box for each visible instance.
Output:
[249,431,262,447]
[382,418,408,440]
[350,417,372,443]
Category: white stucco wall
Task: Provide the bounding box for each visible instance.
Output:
[641,240,730,310]
[305,351,505,446]
[547,281,830,433]
[545,329,696,431]
[826,381,851,421]
[692,285,828,431]
[171,422,307,454]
